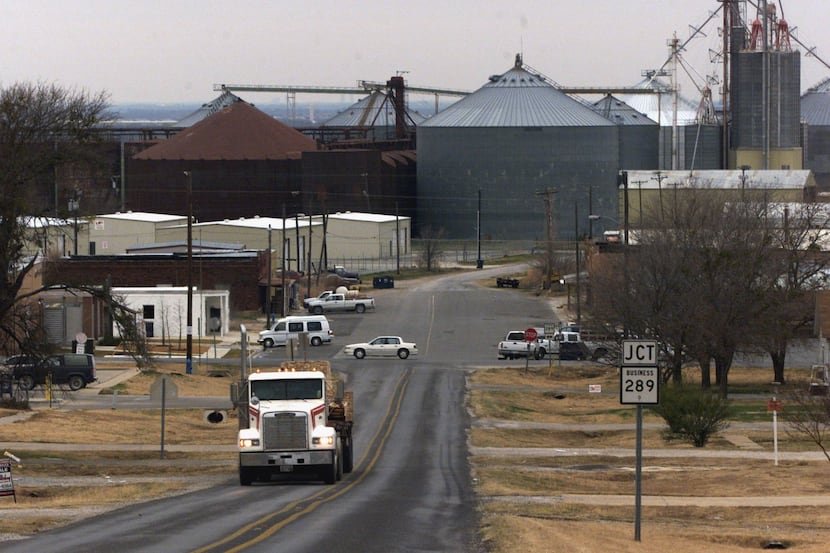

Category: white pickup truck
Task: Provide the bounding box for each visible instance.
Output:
[306,293,375,314]
[497,331,541,360]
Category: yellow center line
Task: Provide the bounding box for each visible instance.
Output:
[191,368,412,553]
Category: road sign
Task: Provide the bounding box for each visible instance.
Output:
[524,327,538,342]
[622,340,658,366]
[620,366,659,404]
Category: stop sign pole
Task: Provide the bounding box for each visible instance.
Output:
[523,328,537,373]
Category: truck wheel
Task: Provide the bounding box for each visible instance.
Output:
[311,336,322,347]
[324,451,338,485]
[355,304,366,314]
[263,338,274,349]
[336,440,343,481]
[18,374,35,391]
[354,349,366,359]
[312,306,324,315]
[67,375,85,391]
[397,349,409,359]
[537,348,547,358]
[343,440,354,473]
[239,467,253,486]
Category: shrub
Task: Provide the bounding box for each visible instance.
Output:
[649,385,731,447]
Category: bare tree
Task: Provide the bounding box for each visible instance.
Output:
[783,389,830,463]
[752,202,830,384]
[588,187,781,397]
[417,226,445,272]
[0,82,147,364]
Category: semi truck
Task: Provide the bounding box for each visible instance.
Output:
[233,360,354,485]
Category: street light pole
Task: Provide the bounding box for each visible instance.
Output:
[574,202,581,325]
[267,224,272,326]
[183,171,193,375]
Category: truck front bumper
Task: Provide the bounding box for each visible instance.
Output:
[239,450,334,468]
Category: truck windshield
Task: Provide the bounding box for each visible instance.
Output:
[252,379,323,401]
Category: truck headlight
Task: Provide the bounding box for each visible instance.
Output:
[313,436,334,446]
[239,438,260,448]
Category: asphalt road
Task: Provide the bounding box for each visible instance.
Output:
[3,264,554,553]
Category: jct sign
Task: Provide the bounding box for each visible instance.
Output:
[622,340,657,365]
[620,340,659,405]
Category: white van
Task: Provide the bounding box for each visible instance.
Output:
[257,315,333,348]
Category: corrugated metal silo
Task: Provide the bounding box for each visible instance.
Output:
[593,95,658,171]
[801,78,830,189]
[732,50,801,149]
[417,55,619,242]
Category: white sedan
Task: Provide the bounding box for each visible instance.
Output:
[343,336,418,359]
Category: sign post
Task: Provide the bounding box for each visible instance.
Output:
[544,323,556,372]
[523,327,538,374]
[621,340,659,542]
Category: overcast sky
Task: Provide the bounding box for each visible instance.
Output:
[3,0,829,105]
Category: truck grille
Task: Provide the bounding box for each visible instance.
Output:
[263,412,308,450]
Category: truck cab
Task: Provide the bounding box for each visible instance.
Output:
[236,363,354,485]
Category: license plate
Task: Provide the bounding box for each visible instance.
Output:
[279,466,293,473]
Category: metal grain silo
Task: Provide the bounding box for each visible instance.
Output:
[592,94,658,171]
[801,78,830,190]
[417,55,619,243]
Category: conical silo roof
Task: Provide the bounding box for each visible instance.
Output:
[421,54,614,128]
[174,90,245,127]
[322,91,425,127]
[592,94,658,126]
[617,77,699,126]
[802,77,830,126]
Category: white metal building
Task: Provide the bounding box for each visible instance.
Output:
[111,286,230,339]
[88,212,188,255]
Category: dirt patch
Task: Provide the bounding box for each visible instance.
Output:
[469,365,830,552]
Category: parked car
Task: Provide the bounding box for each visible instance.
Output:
[5,353,97,391]
[372,275,395,289]
[327,265,361,284]
[257,315,333,348]
[343,336,417,359]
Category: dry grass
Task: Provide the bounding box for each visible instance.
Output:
[469,364,830,552]
[3,360,830,549]
[0,409,237,444]
[110,364,239,397]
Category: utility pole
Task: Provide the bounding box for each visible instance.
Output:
[281,203,286,317]
[183,171,193,375]
[535,188,556,289]
[307,199,313,299]
[574,202,581,325]
[396,201,401,275]
[476,189,482,269]
[267,224,272,326]
[631,179,647,228]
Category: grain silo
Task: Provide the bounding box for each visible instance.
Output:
[592,94,659,171]
[801,78,830,190]
[617,77,722,170]
[417,54,619,243]
[729,4,801,170]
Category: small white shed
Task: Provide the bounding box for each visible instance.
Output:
[111,286,230,339]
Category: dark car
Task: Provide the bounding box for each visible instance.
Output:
[372,275,395,289]
[5,353,97,391]
[327,266,361,284]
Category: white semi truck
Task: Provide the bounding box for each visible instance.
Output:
[233,360,354,485]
